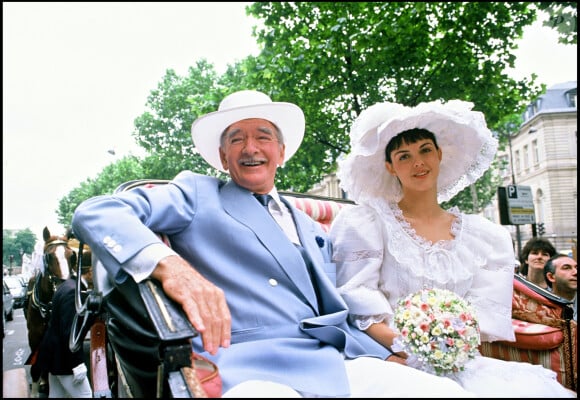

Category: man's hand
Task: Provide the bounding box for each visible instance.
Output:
[151,255,231,355]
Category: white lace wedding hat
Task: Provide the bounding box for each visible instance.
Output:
[191,90,305,172]
[338,99,498,203]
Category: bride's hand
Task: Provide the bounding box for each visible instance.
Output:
[386,354,407,365]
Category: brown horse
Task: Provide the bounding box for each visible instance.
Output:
[25,226,75,397]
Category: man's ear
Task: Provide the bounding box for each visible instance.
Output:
[546,271,556,284]
[219,148,229,170]
[277,143,286,166]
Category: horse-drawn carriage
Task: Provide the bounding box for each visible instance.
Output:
[27,179,576,397]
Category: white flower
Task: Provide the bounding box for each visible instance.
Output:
[393,288,480,376]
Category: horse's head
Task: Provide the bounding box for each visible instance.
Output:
[42,226,73,290]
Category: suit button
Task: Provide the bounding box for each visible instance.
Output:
[268,278,278,287]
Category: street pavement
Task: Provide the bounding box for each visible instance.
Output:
[3,307,32,397]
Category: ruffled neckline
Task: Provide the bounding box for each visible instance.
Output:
[361,197,475,286]
[388,201,462,251]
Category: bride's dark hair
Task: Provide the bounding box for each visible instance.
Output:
[385,128,439,163]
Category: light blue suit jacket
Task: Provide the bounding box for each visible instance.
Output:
[72,171,390,396]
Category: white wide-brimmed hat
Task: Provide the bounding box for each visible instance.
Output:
[191,90,305,172]
[338,99,498,203]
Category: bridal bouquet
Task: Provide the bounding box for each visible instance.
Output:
[393,288,480,376]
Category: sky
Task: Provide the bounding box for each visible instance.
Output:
[3,3,577,242]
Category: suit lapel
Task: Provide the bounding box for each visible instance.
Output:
[282,197,351,313]
[221,182,319,310]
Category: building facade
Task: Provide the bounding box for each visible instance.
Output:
[482,81,577,256]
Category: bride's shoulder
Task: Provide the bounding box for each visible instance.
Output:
[331,202,384,233]
[462,213,512,241]
[336,201,382,220]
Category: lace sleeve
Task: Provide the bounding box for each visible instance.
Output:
[349,314,389,331]
[329,205,392,317]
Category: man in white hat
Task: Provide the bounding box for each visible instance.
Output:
[72,90,470,397]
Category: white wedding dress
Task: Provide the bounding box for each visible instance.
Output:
[329,199,575,398]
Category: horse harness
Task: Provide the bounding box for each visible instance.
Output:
[29,239,71,321]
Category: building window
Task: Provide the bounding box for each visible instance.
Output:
[524,107,533,122]
[535,188,545,227]
[565,89,577,108]
[515,150,521,175]
[523,145,530,172]
[532,139,539,166]
[532,98,543,114]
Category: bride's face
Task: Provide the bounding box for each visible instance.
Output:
[385,138,442,193]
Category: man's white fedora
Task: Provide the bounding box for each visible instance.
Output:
[191,90,305,172]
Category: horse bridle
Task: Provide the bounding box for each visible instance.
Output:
[30,239,71,320]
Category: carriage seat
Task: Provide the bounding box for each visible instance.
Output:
[478,274,577,391]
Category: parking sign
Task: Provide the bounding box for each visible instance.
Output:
[506,185,536,224]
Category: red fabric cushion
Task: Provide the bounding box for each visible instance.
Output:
[504,319,564,350]
[284,196,351,232]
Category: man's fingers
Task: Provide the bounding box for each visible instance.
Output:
[153,256,231,354]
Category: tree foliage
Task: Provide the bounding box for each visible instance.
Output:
[538,2,577,44]
[57,2,553,221]
[231,2,545,209]
[3,228,37,267]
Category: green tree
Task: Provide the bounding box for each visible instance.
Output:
[133,61,238,178]
[538,2,577,44]
[3,228,37,266]
[243,2,544,208]
[57,155,144,226]
[57,2,549,220]
[56,61,238,224]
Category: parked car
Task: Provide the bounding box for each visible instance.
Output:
[4,279,14,322]
[4,275,27,309]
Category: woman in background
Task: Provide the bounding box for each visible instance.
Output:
[519,237,557,289]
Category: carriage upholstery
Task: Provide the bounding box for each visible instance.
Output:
[84,179,576,396]
[478,275,577,391]
[279,191,354,232]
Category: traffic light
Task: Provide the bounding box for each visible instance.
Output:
[537,222,545,236]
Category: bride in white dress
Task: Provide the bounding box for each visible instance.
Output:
[329,100,576,397]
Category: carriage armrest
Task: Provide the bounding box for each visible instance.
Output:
[138,279,197,341]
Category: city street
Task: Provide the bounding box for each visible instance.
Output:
[3,307,32,397]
